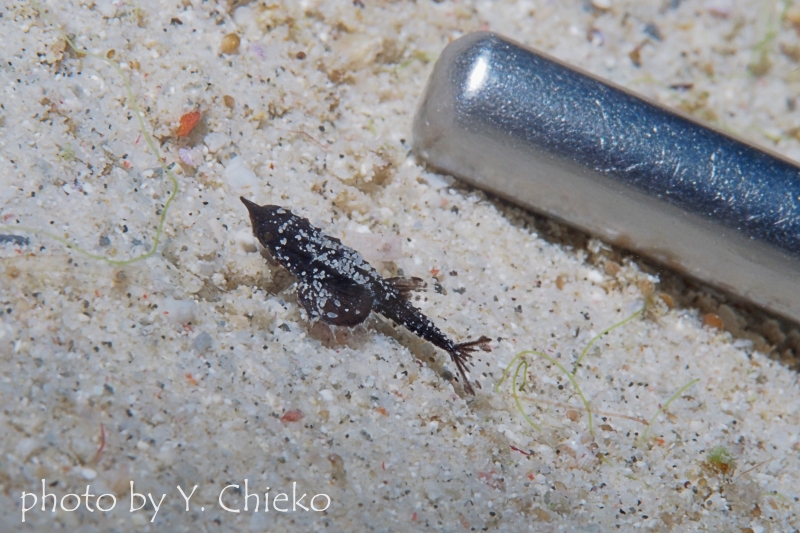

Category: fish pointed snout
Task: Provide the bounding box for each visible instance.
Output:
[240,196,258,213]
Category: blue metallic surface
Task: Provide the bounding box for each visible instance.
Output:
[413,32,800,322]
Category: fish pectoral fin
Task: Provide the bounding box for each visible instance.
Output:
[384,276,428,299]
[297,276,373,327]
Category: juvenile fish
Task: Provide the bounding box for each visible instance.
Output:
[241,197,491,394]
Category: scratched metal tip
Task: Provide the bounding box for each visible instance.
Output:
[413,31,800,323]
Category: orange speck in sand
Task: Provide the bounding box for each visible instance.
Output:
[185,373,198,386]
[702,313,724,330]
[177,109,202,137]
[280,409,304,423]
[478,470,504,490]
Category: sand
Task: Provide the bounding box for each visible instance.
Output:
[1,0,799,531]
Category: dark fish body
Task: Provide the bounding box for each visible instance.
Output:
[241,197,490,394]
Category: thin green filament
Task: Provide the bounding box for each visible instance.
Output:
[637,378,699,446]
[496,304,646,435]
[1,1,179,266]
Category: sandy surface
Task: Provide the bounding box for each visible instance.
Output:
[1,0,800,531]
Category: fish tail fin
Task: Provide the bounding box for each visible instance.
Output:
[449,336,492,395]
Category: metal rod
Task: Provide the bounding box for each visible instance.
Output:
[413,32,800,324]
